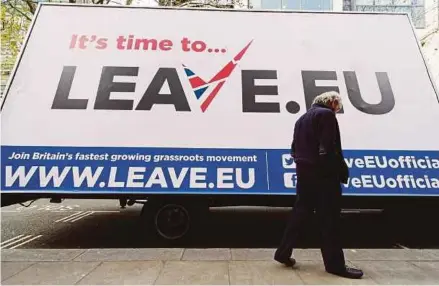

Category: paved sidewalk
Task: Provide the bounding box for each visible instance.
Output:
[1,248,439,285]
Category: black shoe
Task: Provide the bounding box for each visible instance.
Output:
[274,257,296,267]
[327,266,363,279]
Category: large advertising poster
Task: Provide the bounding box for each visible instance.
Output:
[1,4,438,195]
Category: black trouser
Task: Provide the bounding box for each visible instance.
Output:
[274,162,345,272]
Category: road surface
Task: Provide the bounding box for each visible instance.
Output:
[1,199,438,250]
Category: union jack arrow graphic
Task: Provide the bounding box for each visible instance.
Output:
[182,40,253,112]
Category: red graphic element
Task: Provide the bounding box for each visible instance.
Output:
[189,77,206,88]
[208,61,236,84]
[201,81,225,112]
[183,40,254,112]
[234,40,253,61]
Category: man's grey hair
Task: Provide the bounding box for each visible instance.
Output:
[312,91,343,110]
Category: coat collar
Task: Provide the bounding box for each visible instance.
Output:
[312,103,332,110]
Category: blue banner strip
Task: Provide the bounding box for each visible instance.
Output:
[1,146,438,196]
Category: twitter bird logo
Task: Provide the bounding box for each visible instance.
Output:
[282,154,296,169]
[285,157,294,165]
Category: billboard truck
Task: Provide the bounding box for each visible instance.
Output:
[1,3,438,241]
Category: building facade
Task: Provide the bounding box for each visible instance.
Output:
[61,0,439,37]
[245,0,438,37]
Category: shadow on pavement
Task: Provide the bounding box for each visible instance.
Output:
[25,207,439,249]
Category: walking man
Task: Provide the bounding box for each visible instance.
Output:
[274,91,364,279]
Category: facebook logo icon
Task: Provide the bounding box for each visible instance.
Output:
[282,154,296,169]
[284,173,297,188]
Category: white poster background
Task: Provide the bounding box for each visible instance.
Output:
[1,5,439,151]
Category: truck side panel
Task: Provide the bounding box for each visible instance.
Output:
[1,5,438,197]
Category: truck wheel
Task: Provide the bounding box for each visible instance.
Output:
[141,199,203,242]
[154,203,191,240]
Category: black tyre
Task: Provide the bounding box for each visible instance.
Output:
[141,198,208,243]
[154,203,191,240]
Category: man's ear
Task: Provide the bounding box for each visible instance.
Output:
[333,100,341,112]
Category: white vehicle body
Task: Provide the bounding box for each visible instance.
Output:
[1,4,438,197]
